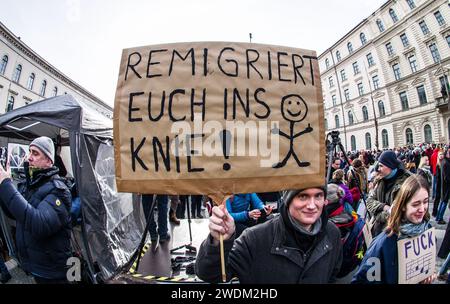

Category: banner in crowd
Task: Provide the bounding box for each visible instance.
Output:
[114,42,325,199]
[397,228,436,284]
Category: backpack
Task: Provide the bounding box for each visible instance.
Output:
[338,216,366,278]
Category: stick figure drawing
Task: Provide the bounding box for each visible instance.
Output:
[272,94,313,168]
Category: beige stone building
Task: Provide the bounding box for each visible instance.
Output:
[0,21,112,122]
[319,0,450,151]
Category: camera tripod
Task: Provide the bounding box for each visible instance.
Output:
[170,196,197,255]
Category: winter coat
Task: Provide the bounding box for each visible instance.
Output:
[0,167,72,279]
[351,231,399,284]
[439,158,450,203]
[195,211,343,284]
[347,167,368,194]
[366,169,411,237]
[329,179,353,207]
[225,193,265,223]
[430,148,440,176]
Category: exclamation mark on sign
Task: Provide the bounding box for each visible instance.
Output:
[220,129,232,171]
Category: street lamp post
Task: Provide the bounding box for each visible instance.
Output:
[363,62,379,151]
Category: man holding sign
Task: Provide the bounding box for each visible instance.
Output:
[195,187,343,283]
[352,175,436,284]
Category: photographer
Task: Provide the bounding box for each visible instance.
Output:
[225,193,273,237]
[0,137,72,284]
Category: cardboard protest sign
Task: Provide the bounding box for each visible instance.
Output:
[397,228,436,284]
[114,42,325,199]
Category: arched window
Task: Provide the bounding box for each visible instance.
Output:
[351,135,356,151]
[325,58,330,69]
[360,33,367,45]
[405,128,414,145]
[362,106,369,121]
[382,129,389,148]
[348,111,354,125]
[52,86,58,97]
[0,55,8,75]
[377,19,385,32]
[6,95,14,112]
[27,73,35,90]
[378,101,386,117]
[336,51,341,62]
[424,124,432,143]
[335,115,340,128]
[347,42,353,54]
[365,133,372,150]
[40,80,47,96]
[12,64,22,83]
[389,9,398,23]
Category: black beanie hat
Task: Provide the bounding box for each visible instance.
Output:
[378,150,400,170]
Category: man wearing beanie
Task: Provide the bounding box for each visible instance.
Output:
[0,136,72,283]
[366,150,411,237]
[195,186,342,283]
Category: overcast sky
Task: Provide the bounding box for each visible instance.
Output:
[0,0,387,107]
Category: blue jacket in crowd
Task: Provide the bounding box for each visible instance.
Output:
[226,193,265,223]
[351,231,398,284]
[0,167,72,280]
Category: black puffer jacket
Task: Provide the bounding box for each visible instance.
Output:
[0,167,72,279]
[195,198,342,284]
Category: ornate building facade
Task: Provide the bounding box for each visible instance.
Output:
[319,0,450,151]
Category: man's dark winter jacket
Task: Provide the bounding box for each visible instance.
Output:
[0,167,72,279]
[195,203,342,283]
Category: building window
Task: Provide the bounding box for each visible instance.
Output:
[6,95,14,112]
[429,43,441,63]
[362,106,369,121]
[405,128,414,144]
[382,129,389,148]
[447,35,450,48]
[336,51,341,62]
[27,73,35,90]
[400,91,409,110]
[332,95,337,106]
[353,62,360,75]
[365,133,372,150]
[360,33,367,46]
[377,19,385,32]
[0,55,8,75]
[347,42,353,54]
[12,64,22,83]
[351,135,356,151]
[366,53,375,67]
[340,69,347,81]
[329,76,334,88]
[335,115,340,128]
[358,83,364,96]
[348,111,354,125]
[40,80,47,97]
[372,75,380,90]
[406,0,415,10]
[386,42,394,56]
[419,20,430,35]
[325,118,328,130]
[434,11,445,26]
[424,124,432,143]
[325,58,330,69]
[52,86,58,97]
[408,55,418,73]
[400,33,409,47]
[392,63,401,80]
[389,9,398,23]
[378,100,386,117]
[417,85,427,105]
[440,75,450,98]
[344,89,350,101]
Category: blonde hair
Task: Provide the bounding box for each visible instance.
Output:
[386,175,430,236]
[418,156,429,169]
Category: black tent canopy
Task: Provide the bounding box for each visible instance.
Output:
[0,95,145,282]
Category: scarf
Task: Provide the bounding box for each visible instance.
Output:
[384,168,398,180]
[398,221,430,240]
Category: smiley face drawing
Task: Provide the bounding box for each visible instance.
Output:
[272,94,313,168]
